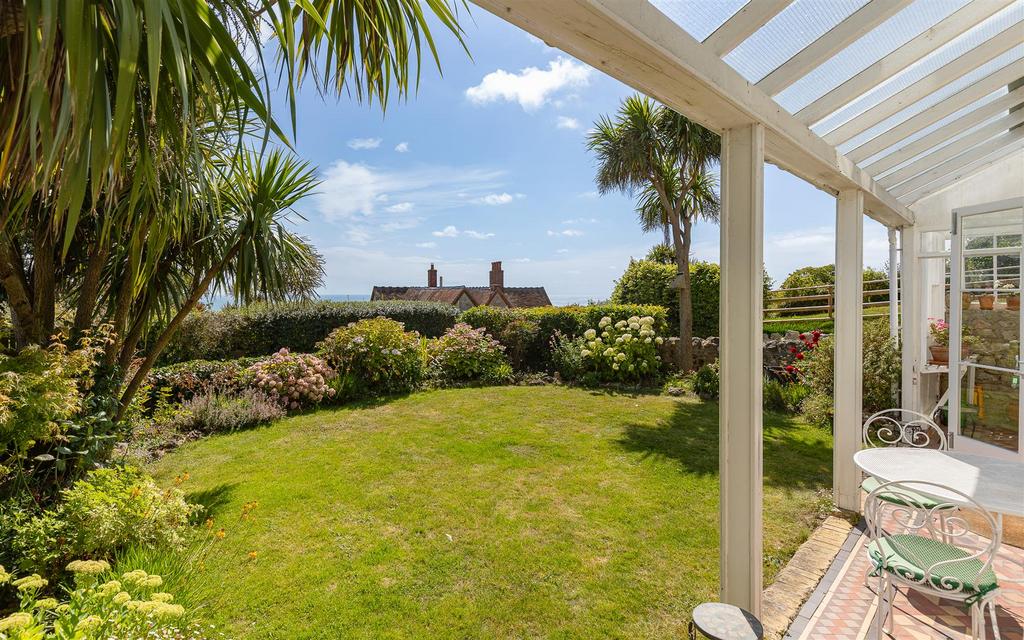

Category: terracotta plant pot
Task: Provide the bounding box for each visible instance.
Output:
[979,294,995,310]
[962,292,972,310]
[1007,295,1020,311]
[928,345,969,365]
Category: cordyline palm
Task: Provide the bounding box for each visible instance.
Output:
[588,95,720,371]
[0,0,465,348]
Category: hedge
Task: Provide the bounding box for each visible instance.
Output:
[459,304,668,371]
[158,301,459,364]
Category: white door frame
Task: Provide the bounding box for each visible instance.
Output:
[948,197,1024,458]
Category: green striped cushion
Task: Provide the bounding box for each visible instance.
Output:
[868,534,998,596]
[861,476,945,509]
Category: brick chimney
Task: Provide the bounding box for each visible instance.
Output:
[489,261,504,290]
[427,263,437,287]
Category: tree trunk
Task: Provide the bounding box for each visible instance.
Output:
[670,213,694,371]
[31,224,56,343]
[0,234,37,348]
[72,242,109,339]
[117,243,242,420]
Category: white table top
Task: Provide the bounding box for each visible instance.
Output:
[854,448,1024,517]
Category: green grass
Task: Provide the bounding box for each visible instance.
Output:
[148,386,832,639]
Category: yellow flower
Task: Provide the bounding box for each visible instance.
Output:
[248,551,258,561]
[215,529,226,540]
[121,570,149,586]
[75,616,102,631]
[66,559,110,575]
[99,580,122,595]
[0,612,32,631]
[140,575,163,589]
[150,592,174,603]
[34,598,58,610]
[204,518,214,529]
[13,574,47,592]
[113,592,132,605]
[0,566,9,585]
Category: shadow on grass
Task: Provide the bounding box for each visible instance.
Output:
[186,482,238,520]
[616,400,832,489]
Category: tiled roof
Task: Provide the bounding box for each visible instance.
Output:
[371,286,551,308]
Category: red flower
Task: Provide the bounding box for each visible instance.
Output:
[798,333,805,339]
[812,329,822,337]
[789,346,798,354]
[785,365,795,372]
[796,352,805,360]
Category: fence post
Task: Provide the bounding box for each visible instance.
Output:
[827,287,834,320]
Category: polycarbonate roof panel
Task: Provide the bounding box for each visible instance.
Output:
[649,0,748,42]
[724,0,869,83]
[775,0,969,114]
[875,110,1010,181]
[836,50,1023,154]
[815,3,1024,136]
[856,88,1010,168]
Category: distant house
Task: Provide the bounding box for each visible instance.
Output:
[371,261,551,311]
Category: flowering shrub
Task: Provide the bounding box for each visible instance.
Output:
[243,349,335,410]
[0,561,217,639]
[782,330,822,378]
[575,315,663,383]
[427,323,510,384]
[317,318,424,399]
[692,361,719,399]
[171,389,286,434]
[12,467,199,574]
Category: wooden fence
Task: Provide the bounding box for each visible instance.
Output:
[763,278,892,325]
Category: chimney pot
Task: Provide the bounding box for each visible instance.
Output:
[427,263,437,287]
[489,261,504,290]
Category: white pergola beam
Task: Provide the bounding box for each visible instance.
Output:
[719,122,765,615]
[898,140,1024,204]
[899,228,919,413]
[890,129,1024,198]
[796,0,1013,126]
[704,0,792,57]
[834,189,864,513]
[756,0,914,97]
[824,20,1023,146]
[847,60,1024,164]
[864,85,1024,175]
[470,0,913,227]
[878,109,1024,188]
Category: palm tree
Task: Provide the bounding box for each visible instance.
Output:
[588,95,720,371]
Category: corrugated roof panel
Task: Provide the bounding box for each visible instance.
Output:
[649,0,749,42]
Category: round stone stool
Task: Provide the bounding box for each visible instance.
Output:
[688,603,764,640]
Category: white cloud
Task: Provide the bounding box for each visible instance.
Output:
[548,229,584,237]
[415,241,437,249]
[475,192,515,206]
[431,226,494,240]
[385,202,414,213]
[347,137,382,150]
[394,142,410,153]
[578,190,599,199]
[562,217,598,224]
[556,116,580,130]
[465,57,592,111]
[556,248,570,254]
[347,227,373,246]
[315,160,506,222]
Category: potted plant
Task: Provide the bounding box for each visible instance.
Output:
[928,319,977,364]
[1000,281,1020,310]
[979,291,995,310]
[962,292,972,310]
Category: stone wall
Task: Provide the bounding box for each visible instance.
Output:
[963,307,1019,383]
[658,331,826,372]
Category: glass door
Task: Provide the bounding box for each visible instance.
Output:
[949,198,1023,457]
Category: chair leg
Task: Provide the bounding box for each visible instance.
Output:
[875,572,887,639]
[972,602,985,640]
[988,599,1001,640]
[885,577,895,635]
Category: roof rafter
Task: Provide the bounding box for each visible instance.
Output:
[796,0,1014,126]
[703,0,792,57]
[899,142,1024,204]
[889,129,1024,198]
[864,86,1024,175]
[846,60,1024,163]
[823,20,1023,145]
[756,0,914,97]
[878,109,1024,188]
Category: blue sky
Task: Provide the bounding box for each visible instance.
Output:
[276,7,890,304]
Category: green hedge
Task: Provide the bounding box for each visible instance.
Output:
[610,259,721,338]
[459,304,668,371]
[159,301,459,364]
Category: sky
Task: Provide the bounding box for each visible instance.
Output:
[272,6,891,305]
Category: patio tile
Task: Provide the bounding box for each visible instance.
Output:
[790,519,1024,640]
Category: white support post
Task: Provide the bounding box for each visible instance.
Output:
[900,228,919,414]
[719,123,764,615]
[834,190,864,513]
[888,228,899,341]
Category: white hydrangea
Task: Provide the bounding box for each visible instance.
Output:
[584,329,597,340]
[655,337,664,345]
[580,349,592,358]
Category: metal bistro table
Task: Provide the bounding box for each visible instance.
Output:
[854,447,1024,582]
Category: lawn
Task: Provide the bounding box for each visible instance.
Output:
[148,386,832,639]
